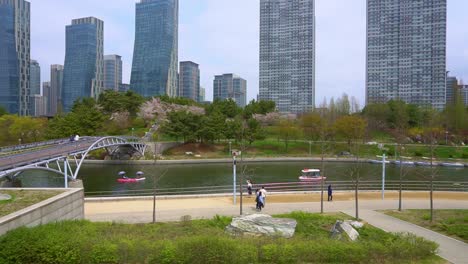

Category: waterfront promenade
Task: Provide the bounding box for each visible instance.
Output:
[85,191,468,264]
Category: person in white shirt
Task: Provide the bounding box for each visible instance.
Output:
[259,186,267,207]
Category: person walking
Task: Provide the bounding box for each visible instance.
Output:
[247,180,253,196]
[328,184,333,201]
[259,186,267,208]
[255,189,263,211]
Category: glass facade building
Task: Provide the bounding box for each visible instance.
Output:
[131,0,179,98]
[49,64,63,115]
[259,0,316,113]
[179,61,200,102]
[366,0,447,109]
[29,59,40,95]
[0,0,30,115]
[213,74,247,108]
[62,17,103,112]
[104,54,122,91]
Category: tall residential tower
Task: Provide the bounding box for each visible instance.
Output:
[0,0,30,115]
[62,17,104,112]
[366,0,447,109]
[29,60,40,95]
[131,0,179,97]
[49,64,63,115]
[259,0,316,113]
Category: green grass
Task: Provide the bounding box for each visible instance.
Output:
[0,190,63,217]
[383,209,468,243]
[0,212,442,264]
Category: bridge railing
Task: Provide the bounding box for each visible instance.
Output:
[84,180,468,197]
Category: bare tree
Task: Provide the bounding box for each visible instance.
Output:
[151,156,169,223]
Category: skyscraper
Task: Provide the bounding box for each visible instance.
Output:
[42,81,50,115]
[366,0,447,109]
[31,94,45,117]
[0,0,30,115]
[213,74,247,108]
[49,65,63,116]
[259,0,316,113]
[62,17,104,112]
[199,87,206,103]
[30,60,40,95]
[446,76,458,106]
[104,54,122,91]
[179,61,200,102]
[131,0,178,98]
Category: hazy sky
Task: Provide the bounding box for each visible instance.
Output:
[29,0,468,106]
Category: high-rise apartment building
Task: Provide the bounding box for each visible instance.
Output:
[31,94,45,116]
[259,0,315,113]
[131,0,178,98]
[104,54,122,91]
[461,85,468,107]
[213,74,247,108]
[62,17,104,112]
[49,65,63,116]
[30,60,40,95]
[366,0,447,109]
[0,0,30,115]
[179,61,200,102]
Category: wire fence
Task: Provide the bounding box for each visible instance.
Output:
[84,180,468,197]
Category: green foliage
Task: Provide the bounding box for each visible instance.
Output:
[334,115,367,147]
[205,99,240,118]
[243,99,276,118]
[0,213,440,264]
[157,94,200,106]
[0,106,7,116]
[47,98,107,139]
[277,119,301,152]
[0,115,48,146]
[98,90,145,116]
[160,111,202,142]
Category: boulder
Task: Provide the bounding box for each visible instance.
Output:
[330,220,360,241]
[0,193,12,201]
[346,220,364,229]
[225,214,297,238]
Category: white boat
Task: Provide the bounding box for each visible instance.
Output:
[299,169,326,182]
[369,159,390,164]
[392,160,415,166]
[440,162,465,168]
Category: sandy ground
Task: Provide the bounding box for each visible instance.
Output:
[85,191,468,215]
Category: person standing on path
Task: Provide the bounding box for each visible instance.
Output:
[328,185,333,201]
[247,180,253,196]
[260,186,267,208]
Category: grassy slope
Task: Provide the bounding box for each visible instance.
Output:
[0,212,443,264]
[383,209,468,243]
[0,190,63,217]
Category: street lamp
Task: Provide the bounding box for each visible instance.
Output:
[377,144,388,200]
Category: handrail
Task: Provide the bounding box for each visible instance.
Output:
[84,180,467,197]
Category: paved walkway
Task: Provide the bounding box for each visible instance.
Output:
[342,209,468,264]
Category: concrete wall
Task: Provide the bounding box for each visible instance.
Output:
[0,188,84,236]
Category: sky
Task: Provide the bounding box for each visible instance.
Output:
[29,0,468,106]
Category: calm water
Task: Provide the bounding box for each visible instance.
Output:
[15,161,468,194]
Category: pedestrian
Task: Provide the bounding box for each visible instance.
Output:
[247,179,253,195]
[260,186,267,208]
[328,184,333,201]
[255,189,264,211]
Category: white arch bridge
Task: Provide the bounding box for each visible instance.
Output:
[0,136,146,184]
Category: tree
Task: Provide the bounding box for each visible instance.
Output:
[277,119,301,152]
[98,90,145,116]
[300,112,324,142]
[334,115,367,148]
[198,112,225,143]
[243,118,266,145]
[160,111,202,143]
[243,100,276,118]
[0,106,7,117]
[206,99,240,118]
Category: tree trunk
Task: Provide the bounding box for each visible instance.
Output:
[398,147,403,211]
[355,177,359,220]
[320,142,325,214]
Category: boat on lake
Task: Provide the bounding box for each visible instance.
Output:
[116,171,146,183]
[299,169,326,182]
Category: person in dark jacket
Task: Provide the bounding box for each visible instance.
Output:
[328,185,333,201]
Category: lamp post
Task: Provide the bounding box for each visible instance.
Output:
[232,151,237,205]
[378,144,387,200]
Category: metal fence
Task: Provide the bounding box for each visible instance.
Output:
[84,180,468,197]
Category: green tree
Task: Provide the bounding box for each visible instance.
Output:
[206,99,240,118]
[160,111,201,142]
[0,106,7,117]
[198,112,225,143]
[334,115,367,148]
[277,119,301,152]
[243,118,266,145]
[300,112,324,141]
[98,90,144,116]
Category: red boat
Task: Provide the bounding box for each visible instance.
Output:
[298,169,326,182]
[117,177,146,183]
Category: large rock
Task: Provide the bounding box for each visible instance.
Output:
[330,220,360,241]
[225,214,297,238]
[0,193,12,201]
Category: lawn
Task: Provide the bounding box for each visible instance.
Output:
[383,209,468,243]
[0,190,63,218]
[0,212,443,264]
